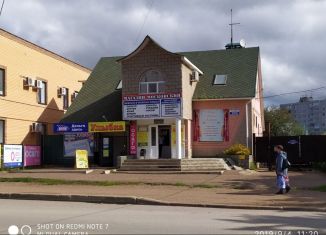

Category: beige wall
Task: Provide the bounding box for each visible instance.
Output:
[181,64,197,120]
[0,30,91,145]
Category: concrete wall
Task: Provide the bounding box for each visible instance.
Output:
[0,30,91,145]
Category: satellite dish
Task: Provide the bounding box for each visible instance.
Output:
[240,39,246,48]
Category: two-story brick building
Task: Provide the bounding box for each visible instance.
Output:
[62,36,264,166]
[0,28,91,146]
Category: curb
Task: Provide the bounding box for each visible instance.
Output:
[0,193,325,212]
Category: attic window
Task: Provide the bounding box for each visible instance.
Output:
[116,80,122,90]
[213,74,227,85]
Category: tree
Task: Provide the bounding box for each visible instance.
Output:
[264,106,304,136]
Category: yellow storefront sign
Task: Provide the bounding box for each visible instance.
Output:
[75,149,89,169]
[88,121,126,133]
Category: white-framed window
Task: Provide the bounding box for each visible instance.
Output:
[213,74,227,85]
[139,70,165,94]
[37,81,47,105]
[0,68,5,96]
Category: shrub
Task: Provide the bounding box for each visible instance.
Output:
[224,144,251,156]
[313,162,326,173]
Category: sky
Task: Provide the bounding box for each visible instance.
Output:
[1,0,326,106]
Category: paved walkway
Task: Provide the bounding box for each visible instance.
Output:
[0,169,325,210]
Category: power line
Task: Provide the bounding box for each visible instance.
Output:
[135,0,154,44]
[0,0,5,16]
[262,86,326,99]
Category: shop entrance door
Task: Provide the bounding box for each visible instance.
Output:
[158,125,171,159]
[99,136,113,166]
[148,125,158,159]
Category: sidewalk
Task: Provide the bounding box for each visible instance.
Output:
[0,169,325,211]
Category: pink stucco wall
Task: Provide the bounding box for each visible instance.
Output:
[192,99,250,157]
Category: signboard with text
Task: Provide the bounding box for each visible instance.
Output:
[75,150,89,169]
[123,93,182,120]
[88,122,126,132]
[53,123,88,133]
[199,109,224,142]
[3,145,23,168]
[24,145,41,167]
[129,121,137,155]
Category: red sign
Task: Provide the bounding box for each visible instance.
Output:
[129,121,137,155]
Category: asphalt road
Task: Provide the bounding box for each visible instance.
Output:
[0,199,325,235]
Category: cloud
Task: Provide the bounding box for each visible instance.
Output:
[1,0,326,105]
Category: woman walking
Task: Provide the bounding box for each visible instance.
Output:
[274,145,291,194]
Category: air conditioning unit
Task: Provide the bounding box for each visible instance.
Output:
[31,123,43,133]
[58,87,67,96]
[191,71,199,82]
[25,77,34,87]
[35,80,43,89]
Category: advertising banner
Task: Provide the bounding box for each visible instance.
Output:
[123,93,182,120]
[64,133,94,157]
[75,150,89,169]
[3,145,23,168]
[88,121,126,132]
[24,145,41,167]
[199,109,224,142]
[129,121,137,155]
[53,123,88,133]
[0,144,1,168]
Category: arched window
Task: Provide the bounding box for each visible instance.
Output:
[139,70,165,94]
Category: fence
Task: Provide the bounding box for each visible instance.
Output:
[254,135,326,166]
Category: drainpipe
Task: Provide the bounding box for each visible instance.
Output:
[245,102,249,148]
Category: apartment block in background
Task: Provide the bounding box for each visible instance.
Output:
[280,96,326,135]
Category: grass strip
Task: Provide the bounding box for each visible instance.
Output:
[311,185,326,192]
[0,177,220,189]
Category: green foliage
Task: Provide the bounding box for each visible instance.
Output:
[265,106,304,136]
[224,144,251,155]
[249,162,257,170]
[313,162,326,173]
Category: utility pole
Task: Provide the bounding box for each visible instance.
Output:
[0,0,5,16]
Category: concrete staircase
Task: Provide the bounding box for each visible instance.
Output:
[119,158,228,172]
[181,158,230,171]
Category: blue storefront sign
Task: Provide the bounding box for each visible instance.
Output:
[53,123,88,133]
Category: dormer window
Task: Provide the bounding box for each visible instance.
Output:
[139,70,165,94]
[213,74,227,85]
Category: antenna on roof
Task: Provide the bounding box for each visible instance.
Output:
[229,9,240,45]
[225,9,245,49]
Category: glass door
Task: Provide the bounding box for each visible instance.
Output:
[148,125,158,159]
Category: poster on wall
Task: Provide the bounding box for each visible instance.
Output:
[171,125,185,147]
[199,109,224,141]
[193,109,229,142]
[75,150,89,169]
[24,145,41,167]
[3,144,23,168]
[64,133,94,157]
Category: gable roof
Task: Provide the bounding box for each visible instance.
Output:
[62,47,259,122]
